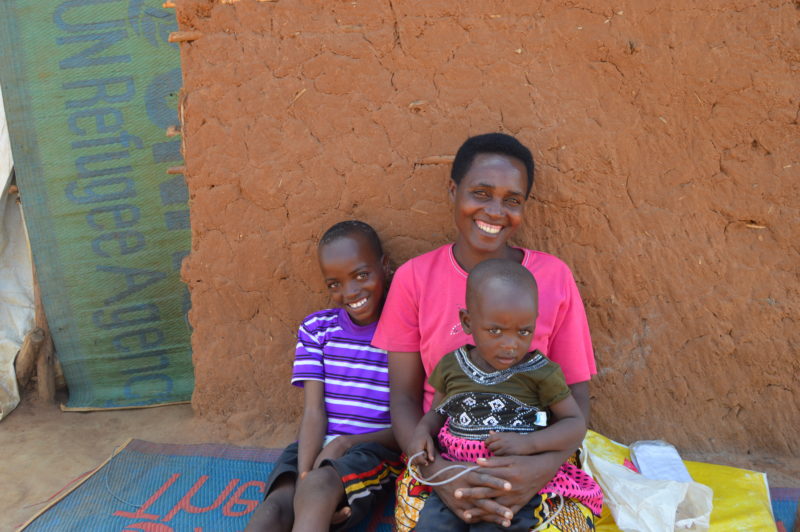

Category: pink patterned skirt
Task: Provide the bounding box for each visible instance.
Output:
[438,425,604,515]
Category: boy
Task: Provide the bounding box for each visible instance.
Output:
[246,221,401,532]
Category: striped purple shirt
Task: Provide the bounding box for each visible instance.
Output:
[291,308,391,436]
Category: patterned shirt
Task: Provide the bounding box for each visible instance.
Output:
[292,308,391,436]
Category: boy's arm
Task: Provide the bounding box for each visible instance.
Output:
[484,394,586,456]
[297,379,327,477]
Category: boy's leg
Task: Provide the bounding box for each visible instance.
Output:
[291,464,345,532]
[414,491,468,532]
[243,442,300,532]
[243,474,296,532]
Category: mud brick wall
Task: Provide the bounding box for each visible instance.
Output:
[175,0,799,454]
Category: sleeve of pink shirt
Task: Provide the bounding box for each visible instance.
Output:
[372,260,420,353]
[547,269,597,385]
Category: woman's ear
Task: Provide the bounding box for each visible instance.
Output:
[381,254,390,277]
[459,308,471,335]
[448,179,457,203]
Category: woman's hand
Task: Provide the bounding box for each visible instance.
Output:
[421,455,515,526]
[459,452,567,519]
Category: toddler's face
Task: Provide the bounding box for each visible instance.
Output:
[318,234,387,326]
[462,284,537,371]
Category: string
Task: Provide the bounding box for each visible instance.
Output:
[406,451,480,486]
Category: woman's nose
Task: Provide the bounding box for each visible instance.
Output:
[484,198,503,217]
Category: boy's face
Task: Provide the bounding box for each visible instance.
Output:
[460,280,537,371]
[318,234,388,326]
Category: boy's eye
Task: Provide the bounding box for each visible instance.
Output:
[519,330,532,337]
[327,281,340,289]
[505,197,521,207]
[473,190,489,199]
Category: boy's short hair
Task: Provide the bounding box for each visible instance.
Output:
[319,220,383,258]
[466,258,538,308]
[451,133,535,195]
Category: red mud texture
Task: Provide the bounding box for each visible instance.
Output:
[175,0,800,456]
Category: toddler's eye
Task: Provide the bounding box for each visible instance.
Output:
[519,330,532,337]
[488,327,501,335]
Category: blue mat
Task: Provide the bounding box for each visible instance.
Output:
[771,487,799,532]
[20,440,394,531]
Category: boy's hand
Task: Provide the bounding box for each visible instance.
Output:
[312,436,351,470]
[484,431,534,456]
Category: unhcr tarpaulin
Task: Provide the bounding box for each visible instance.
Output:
[0,0,193,409]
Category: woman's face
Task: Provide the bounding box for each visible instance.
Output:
[449,153,528,256]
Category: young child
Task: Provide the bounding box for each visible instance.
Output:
[246,221,401,532]
[407,258,602,531]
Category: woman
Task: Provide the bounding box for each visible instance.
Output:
[372,133,597,531]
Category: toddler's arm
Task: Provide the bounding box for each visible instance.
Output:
[406,391,447,466]
[484,395,586,456]
[297,380,327,477]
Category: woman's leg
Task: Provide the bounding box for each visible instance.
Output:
[243,474,296,532]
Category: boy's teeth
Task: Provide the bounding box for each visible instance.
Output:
[349,298,367,309]
[476,220,501,234]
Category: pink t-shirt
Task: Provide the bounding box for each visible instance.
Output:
[372,244,596,411]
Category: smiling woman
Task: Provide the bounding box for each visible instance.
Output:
[372,133,599,531]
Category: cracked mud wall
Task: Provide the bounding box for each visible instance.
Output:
[175,0,799,454]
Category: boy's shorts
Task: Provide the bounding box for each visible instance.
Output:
[264,439,402,529]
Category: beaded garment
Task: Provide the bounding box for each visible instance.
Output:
[434,346,550,441]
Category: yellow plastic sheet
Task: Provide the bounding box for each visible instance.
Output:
[585,431,775,532]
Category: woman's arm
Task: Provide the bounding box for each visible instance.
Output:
[296,380,327,477]
[569,380,591,425]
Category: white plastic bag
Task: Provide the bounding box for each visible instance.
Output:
[583,446,713,531]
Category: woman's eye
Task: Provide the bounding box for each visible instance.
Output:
[356,272,369,280]
[473,190,489,199]
[327,282,340,289]
[505,197,521,207]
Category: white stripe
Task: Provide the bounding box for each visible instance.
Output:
[295,342,323,355]
[328,417,392,429]
[291,376,324,384]
[325,397,389,411]
[293,359,322,367]
[324,359,388,373]
[303,314,338,327]
[326,341,387,354]
[308,325,342,343]
[325,378,389,393]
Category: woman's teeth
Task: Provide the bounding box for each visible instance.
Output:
[348,297,368,309]
[476,220,502,234]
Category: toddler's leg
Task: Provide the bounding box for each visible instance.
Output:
[291,465,345,532]
[414,491,469,532]
[243,474,296,532]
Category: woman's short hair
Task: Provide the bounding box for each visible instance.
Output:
[451,133,535,194]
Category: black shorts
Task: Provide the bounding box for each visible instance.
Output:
[265,440,402,528]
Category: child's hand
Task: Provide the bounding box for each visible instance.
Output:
[484,431,534,456]
[407,430,436,466]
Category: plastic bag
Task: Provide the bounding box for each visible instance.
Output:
[583,443,713,531]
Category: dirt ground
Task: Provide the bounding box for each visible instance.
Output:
[4,395,799,531]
